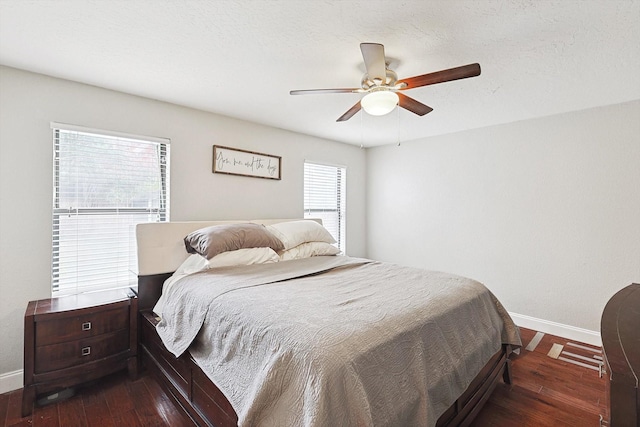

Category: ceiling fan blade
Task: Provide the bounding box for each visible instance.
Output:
[398,63,481,90]
[336,101,362,122]
[290,88,362,95]
[360,43,387,82]
[397,93,433,116]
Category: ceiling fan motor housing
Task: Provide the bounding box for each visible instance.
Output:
[361,68,398,91]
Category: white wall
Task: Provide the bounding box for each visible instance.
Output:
[367,100,640,333]
[0,66,367,380]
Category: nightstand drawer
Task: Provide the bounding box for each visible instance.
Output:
[35,329,129,373]
[35,305,129,346]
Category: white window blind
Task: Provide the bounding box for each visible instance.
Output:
[304,162,346,252]
[52,125,170,296]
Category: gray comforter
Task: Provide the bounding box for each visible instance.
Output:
[157,256,521,427]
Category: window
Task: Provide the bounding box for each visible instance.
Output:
[304,162,346,252]
[52,123,170,296]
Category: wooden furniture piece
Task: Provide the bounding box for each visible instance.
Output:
[601,283,640,427]
[22,288,138,417]
[137,272,514,427]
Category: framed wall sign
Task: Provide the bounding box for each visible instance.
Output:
[212,145,281,180]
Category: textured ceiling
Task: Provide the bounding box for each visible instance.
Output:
[1,0,639,147]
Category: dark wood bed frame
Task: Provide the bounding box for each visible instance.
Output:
[138,273,514,427]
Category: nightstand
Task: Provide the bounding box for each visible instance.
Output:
[22,288,137,416]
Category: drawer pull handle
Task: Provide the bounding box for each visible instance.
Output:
[82,321,91,331]
[81,346,91,356]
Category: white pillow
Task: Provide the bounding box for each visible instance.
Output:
[172,253,209,276]
[173,247,280,274]
[266,220,336,250]
[280,241,341,261]
[207,247,279,268]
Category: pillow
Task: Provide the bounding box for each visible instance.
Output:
[280,241,341,261]
[184,223,284,259]
[208,247,279,268]
[266,220,336,250]
[175,253,209,275]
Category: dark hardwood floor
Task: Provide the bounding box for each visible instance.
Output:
[2,327,606,426]
[1,372,192,427]
[473,328,607,426]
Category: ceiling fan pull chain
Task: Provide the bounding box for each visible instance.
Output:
[397,105,401,147]
[360,106,364,149]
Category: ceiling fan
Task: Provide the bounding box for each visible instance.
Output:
[290,42,481,122]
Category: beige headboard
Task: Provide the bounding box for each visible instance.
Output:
[136,218,320,276]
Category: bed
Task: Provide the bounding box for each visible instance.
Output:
[136,219,521,427]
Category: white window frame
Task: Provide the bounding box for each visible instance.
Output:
[303,161,346,252]
[51,123,170,296]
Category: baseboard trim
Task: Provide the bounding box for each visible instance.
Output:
[0,369,23,394]
[509,312,602,347]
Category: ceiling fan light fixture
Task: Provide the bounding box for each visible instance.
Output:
[361,90,399,116]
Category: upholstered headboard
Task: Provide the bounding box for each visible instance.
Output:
[135,218,320,276]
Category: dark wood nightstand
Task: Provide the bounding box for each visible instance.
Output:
[22,288,138,416]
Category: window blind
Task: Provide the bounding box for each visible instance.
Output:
[52,125,170,296]
[303,162,346,252]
